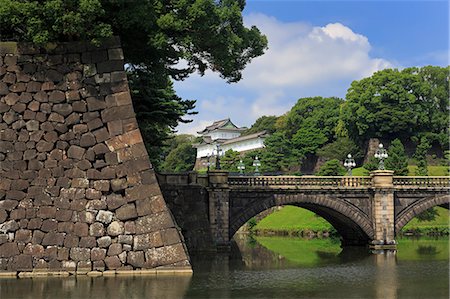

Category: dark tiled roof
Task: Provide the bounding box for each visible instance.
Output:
[197,118,245,134]
[193,131,267,147]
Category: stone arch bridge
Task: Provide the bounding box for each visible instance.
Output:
[158,171,449,251]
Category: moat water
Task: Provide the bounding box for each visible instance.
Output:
[0,235,448,299]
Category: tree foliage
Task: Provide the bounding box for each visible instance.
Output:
[363,156,379,172]
[243,115,278,135]
[415,138,431,176]
[220,149,241,172]
[415,208,439,222]
[250,97,343,173]
[385,139,409,176]
[0,0,112,44]
[340,67,449,149]
[316,159,346,176]
[260,132,300,172]
[160,135,196,172]
[316,137,362,162]
[284,97,343,140]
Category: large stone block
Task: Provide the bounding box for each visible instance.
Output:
[135,212,173,234]
[107,221,124,236]
[0,242,19,258]
[70,247,91,261]
[116,204,137,221]
[133,232,163,251]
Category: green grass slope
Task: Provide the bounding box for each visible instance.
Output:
[255,205,448,233]
[255,206,333,232]
[403,207,449,230]
[408,165,449,176]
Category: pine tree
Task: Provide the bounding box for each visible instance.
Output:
[385,139,409,175]
[415,138,430,176]
[316,159,346,176]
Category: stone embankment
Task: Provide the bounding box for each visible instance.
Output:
[0,38,191,276]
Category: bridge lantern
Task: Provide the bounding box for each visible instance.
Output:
[237,159,246,176]
[213,143,223,170]
[344,153,356,176]
[253,156,261,176]
[374,143,388,170]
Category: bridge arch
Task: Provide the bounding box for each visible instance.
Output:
[395,194,449,232]
[230,193,374,246]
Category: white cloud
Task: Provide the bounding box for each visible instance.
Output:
[250,90,291,119]
[240,14,393,89]
[175,14,394,134]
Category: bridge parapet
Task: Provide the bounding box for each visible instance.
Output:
[228,175,372,188]
[393,176,450,188]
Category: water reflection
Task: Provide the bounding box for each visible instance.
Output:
[374,250,398,299]
[0,275,192,299]
[185,235,448,299]
[416,245,440,255]
[1,236,448,299]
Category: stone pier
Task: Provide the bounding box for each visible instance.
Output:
[370,170,397,249]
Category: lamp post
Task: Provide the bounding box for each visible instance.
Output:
[253,156,261,176]
[374,143,388,170]
[343,154,356,176]
[204,154,211,172]
[213,143,223,170]
[237,159,245,176]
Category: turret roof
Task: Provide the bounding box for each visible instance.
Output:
[197,118,246,134]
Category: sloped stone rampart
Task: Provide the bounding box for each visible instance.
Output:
[0,38,190,274]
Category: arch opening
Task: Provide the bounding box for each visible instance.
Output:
[230,194,373,247]
[396,195,450,233]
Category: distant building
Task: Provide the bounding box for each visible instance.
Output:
[193,119,268,170]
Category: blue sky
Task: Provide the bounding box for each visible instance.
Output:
[174,0,449,135]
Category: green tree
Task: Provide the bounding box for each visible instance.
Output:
[1,0,268,166]
[243,115,278,135]
[0,0,112,44]
[291,127,328,157]
[284,97,343,141]
[261,132,300,172]
[415,208,439,222]
[415,138,431,176]
[340,67,449,149]
[220,149,241,172]
[414,66,450,149]
[160,141,196,172]
[363,156,379,172]
[385,139,409,175]
[316,137,361,162]
[316,159,346,176]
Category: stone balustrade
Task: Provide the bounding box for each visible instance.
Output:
[393,176,450,188]
[228,175,372,188]
[158,173,450,190]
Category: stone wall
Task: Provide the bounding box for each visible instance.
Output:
[159,184,215,253]
[0,39,190,274]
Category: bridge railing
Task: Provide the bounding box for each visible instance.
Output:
[393,176,450,188]
[228,176,372,188]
